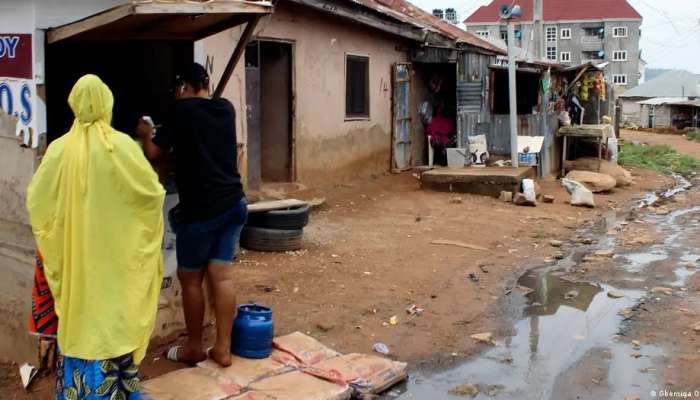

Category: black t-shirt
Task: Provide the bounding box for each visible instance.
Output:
[153,97,244,223]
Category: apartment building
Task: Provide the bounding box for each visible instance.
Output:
[464,0,643,88]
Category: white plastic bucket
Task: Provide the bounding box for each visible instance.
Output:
[446,148,468,168]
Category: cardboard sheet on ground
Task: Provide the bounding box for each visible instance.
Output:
[197,349,298,387]
[273,332,340,365]
[248,370,352,400]
[311,353,408,395]
[141,367,241,400]
[231,392,277,400]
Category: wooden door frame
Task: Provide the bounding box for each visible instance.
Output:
[252,37,297,182]
[391,62,413,173]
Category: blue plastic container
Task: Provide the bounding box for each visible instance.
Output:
[232,304,274,359]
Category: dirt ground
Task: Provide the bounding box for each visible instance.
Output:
[5,130,695,399]
[144,161,669,380]
[623,129,700,159]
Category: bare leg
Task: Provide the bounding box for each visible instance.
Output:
[176,269,207,364]
[206,262,236,367]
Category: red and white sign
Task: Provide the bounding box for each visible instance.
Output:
[0,34,32,79]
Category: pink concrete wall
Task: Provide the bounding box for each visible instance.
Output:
[200,3,409,185]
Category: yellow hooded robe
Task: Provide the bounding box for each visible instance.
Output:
[27,74,165,363]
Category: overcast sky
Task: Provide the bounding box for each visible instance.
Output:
[411,0,700,73]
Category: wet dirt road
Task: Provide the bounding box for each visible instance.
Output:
[390,177,700,400]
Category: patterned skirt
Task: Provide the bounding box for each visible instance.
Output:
[56,353,141,400]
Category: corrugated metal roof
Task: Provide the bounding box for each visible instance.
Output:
[620,70,700,98]
[483,36,559,67]
[464,0,642,24]
[637,97,689,106]
[347,0,504,53]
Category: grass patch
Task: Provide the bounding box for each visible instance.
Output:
[619,143,700,176]
[687,130,700,142]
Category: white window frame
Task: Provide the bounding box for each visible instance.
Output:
[546,46,557,61]
[475,30,489,38]
[612,27,628,38]
[612,74,628,85]
[612,50,628,62]
[560,51,571,63]
[545,26,557,42]
[560,28,572,39]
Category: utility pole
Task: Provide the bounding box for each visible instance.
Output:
[507,22,519,167]
[533,0,544,59]
[501,3,522,167]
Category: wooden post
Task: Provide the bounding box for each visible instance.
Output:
[213,15,261,98]
[561,135,567,177]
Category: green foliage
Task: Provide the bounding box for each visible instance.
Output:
[619,143,700,176]
[686,130,700,142]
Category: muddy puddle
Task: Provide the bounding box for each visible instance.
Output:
[389,178,698,400]
[390,270,659,400]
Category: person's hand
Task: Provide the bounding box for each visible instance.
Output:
[136,118,155,141]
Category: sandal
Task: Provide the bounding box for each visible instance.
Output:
[165,346,203,366]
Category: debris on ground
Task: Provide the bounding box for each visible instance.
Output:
[565,170,617,193]
[513,192,536,207]
[478,264,489,273]
[594,249,615,258]
[499,191,513,203]
[316,323,335,332]
[389,316,398,326]
[481,384,506,397]
[469,332,495,345]
[650,287,673,295]
[285,249,308,256]
[449,197,463,204]
[632,340,641,350]
[543,195,555,203]
[373,342,390,355]
[682,261,696,269]
[430,239,489,252]
[618,308,633,318]
[562,179,596,207]
[406,305,424,316]
[468,273,479,283]
[448,383,479,397]
[607,290,625,299]
[519,179,538,206]
[549,240,564,248]
[19,363,38,389]
[514,286,535,296]
[630,352,642,358]
[308,197,327,210]
[564,289,579,300]
[692,323,700,333]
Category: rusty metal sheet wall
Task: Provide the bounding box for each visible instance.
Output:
[456,51,493,148]
[487,113,558,154]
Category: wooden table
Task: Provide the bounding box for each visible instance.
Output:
[558,124,612,177]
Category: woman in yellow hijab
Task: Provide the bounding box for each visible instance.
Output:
[27,74,165,400]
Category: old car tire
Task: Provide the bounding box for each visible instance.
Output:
[247,205,310,230]
[240,226,303,252]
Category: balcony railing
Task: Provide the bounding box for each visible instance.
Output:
[581,36,603,44]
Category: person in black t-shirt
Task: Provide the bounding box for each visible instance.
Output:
[137,63,246,367]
